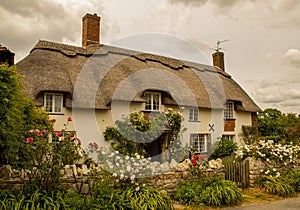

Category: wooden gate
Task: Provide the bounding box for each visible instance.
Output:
[224,160,250,188]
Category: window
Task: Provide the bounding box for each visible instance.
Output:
[144,92,161,111]
[190,134,208,153]
[189,108,199,121]
[44,93,63,113]
[222,135,235,142]
[224,101,234,119]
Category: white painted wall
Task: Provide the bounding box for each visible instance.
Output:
[48,103,252,152]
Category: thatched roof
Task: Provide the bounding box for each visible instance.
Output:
[16,40,261,112]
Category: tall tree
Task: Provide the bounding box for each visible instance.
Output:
[0,64,51,167]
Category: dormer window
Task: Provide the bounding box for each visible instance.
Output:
[44,93,63,114]
[224,101,234,119]
[189,108,199,121]
[144,92,161,111]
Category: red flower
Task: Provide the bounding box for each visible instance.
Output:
[38,131,43,137]
[192,159,198,166]
[55,131,62,137]
[26,137,33,143]
[67,117,72,122]
[50,119,56,123]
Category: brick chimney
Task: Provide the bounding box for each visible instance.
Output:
[0,45,15,66]
[82,13,101,48]
[212,51,225,72]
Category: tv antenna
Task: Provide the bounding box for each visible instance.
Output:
[214,39,229,52]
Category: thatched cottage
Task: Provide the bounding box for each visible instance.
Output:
[12,13,261,160]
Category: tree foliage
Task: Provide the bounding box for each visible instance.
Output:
[258,108,300,143]
[0,64,51,167]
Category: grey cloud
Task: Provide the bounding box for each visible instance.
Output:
[167,0,252,13]
[284,49,300,68]
[0,0,65,19]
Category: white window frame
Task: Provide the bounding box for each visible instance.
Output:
[144,92,161,111]
[189,108,199,121]
[190,133,208,153]
[224,101,234,119]
[44,93,63,114]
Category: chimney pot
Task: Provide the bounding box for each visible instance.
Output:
[212,51,225,72]
[82,13,101,48]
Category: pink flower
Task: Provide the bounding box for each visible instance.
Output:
[38,131,43,137]
[43,130,48,134]
[55,131,62,137]
[26,137,33,143]
[128,122,132,125]
[67,117,72,122]
[89,142,98,150]
[28,129,35,133]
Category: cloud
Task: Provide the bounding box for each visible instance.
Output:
[254,77,300,113]
[0,0,107,61]
[284,49,300,68]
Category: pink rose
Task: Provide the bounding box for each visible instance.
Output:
[38,131,43,137]
[55,131,62,137]
[26,137,33,143]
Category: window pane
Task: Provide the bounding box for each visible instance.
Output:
[54,95,62,113]
[145,94,151,110]
[189,109,193,121]
[194,109,198,121]
[224,102,233,119]
[153,94,160,110]
[45,94,53,112]
[191,134,207,153]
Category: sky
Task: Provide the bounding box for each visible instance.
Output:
[1,0,300,114]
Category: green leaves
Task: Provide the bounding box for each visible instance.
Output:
[0,64,52,167]
[175,175,242,207]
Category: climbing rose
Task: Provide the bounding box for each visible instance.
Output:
[26,137,33,143]
[50,118,56,123]
[67,117,72,122]
[55,131,62,137]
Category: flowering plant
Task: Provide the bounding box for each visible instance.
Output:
[24,117,84,190]
[87,144,152,190]
[104,108,186,158]
[236,139,300,176]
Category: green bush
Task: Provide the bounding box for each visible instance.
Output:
[175,174,242,207]
[209,137,237,160]
[115,186,174,210]
[174,180,203,205]
[282,170,300,192]
[201,180,242,206]
[0,188,66,209]
[256,175,296,197]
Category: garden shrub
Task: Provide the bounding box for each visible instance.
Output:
[174,180,203,205]
[282,170,300,192]
[115,185,174,210]
[0,188,67,209]
[256,175,296,197]
[200,180,242,206]
[175,173,242,207]
[209,137,237,160]
[0,64,52,167]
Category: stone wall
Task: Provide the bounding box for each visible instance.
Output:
[247,157,300,186]
[0,159,225,194]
